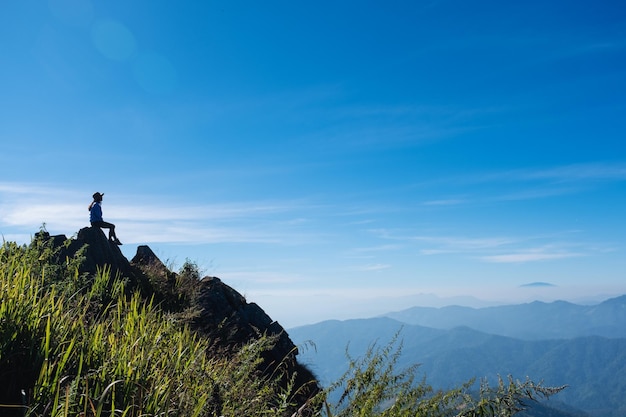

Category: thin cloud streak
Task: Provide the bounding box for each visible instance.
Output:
[399,162,626,207]
[415,162,626,188]
[353,263,392,272]
[422,198,467,206]
[515,163,626,182]
[410,235,518,250]
[0,182,326,245]
[494,186,581,201]
[372,228,596,264]
[122,224,282,245]
[220,270,304,285]
[480,252,583,263]
[110,202,301,222]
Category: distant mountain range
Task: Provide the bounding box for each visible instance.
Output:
[289,296,626,417]
[383,295,626,340]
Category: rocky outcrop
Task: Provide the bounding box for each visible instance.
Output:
[193,276,318,412]
[75,227,134,277]
[41,227,145,289]
[37,227,319,414]
[130,242,319,413]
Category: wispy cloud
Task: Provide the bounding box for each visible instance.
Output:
[0,183,62,195]
[408,234,518,251]
[353,263,392,272]
[476,162,626,185]
[111,202,298,222]
[494,186,581,201]
[219,270,304,285]
[347,244,404,254]
[487,163,626,202]
[421,198,467,206]
[514,163,626,182]
[419,162,626,187]
[372,228,595,264]
[0,182,324,245]
[409,162,626,205]
[479,251,583,263]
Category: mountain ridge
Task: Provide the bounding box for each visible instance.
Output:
[382,295,626,340]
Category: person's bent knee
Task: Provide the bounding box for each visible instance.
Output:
[91,221,114,229]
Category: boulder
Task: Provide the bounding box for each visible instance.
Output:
[75,227,134,277]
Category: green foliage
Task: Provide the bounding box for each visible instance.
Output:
[135,257,200,317]
[319,333,566,417]
[0,235,565,417]
[174,259,202,312]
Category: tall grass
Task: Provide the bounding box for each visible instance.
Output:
[0,241,302,417]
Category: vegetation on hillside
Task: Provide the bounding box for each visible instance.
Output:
[0,233,564,416]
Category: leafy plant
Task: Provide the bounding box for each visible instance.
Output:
[318,332,565,417]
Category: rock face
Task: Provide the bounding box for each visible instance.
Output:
[194,276,291,347]
[75,227,133,277]
[39,228,320,413]
[46,227,142,287]
[193,276,318,407]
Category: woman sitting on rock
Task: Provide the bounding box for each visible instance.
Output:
[88,192,122,245]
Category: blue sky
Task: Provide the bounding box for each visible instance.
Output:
[1,0,625,327]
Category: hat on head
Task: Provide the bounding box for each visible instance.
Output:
[93,192,104,200]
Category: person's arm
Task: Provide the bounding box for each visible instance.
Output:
[88,201,95,211]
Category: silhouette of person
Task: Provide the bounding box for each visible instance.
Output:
[88,192,122,245]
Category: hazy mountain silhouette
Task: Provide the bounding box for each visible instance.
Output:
[382,296,626,340]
